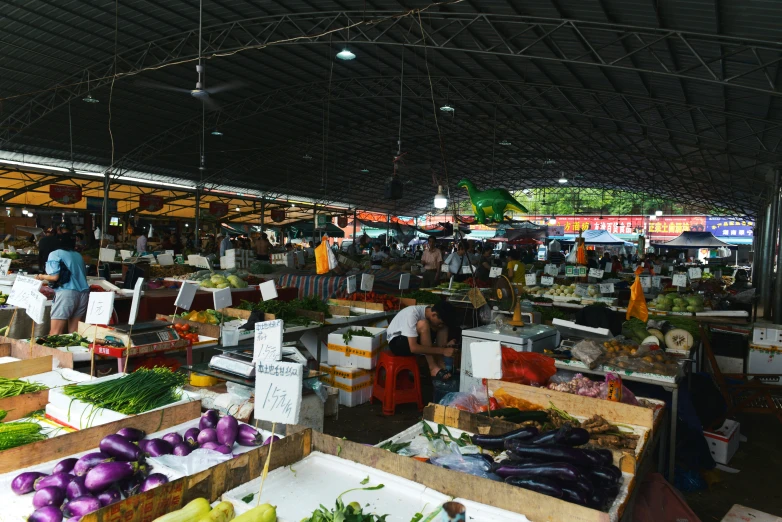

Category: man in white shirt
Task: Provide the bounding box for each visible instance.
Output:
[387,301,458,381]
[444,241,467,277]
[135,230,147,254]
[370,243,388,269]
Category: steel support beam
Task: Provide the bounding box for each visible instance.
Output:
[760,172,780,318]
[194,188,200,249]
[774,173,782,321]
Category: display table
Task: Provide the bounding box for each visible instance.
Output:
[275,268,418,300]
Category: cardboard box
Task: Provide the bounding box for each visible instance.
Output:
[331,366,373,407]
[721,504,781,522]
[705,419,740,465]
[327,326,386,369]
[752,324,782,346]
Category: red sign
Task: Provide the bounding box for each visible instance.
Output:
[49,185,82,205]
[138,194,164,212]
[542,215,707,238]
[270,209,286,223]
[209,202,228,218]
[337,215,348,228]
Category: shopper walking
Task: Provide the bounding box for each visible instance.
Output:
[420,236,443,288]
[35,234,89,335]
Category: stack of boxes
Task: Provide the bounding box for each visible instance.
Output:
[322,326,387,407]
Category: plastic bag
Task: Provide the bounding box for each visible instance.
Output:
[626,267,649,322]
[429,441,500,481]
[493,388,544,411]
[605,372,623,402]
[571,339,604,369]
[500,347,556,386]
[565,249,578,263]
[439,389,488,413]
[147,448,232,477]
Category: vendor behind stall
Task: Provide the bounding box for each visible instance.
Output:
[420,236,443,287]
[370,243,388,269]
[387,301,459,382]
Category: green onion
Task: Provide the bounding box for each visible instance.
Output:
[62,367,187,415]
[0,377,47,399]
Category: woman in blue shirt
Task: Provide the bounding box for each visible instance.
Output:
[35,234,89,335]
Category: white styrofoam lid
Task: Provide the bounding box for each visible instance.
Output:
[461,323,558,342]
[552,318,613,340]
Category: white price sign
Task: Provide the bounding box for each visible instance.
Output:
[254,361,303,425]
[460,265,474,275]
[212,287,232,310]
[440,263,450,274]
[128,278,144,326]
[157,254,174,266]
[346,275,357,294]
[703,267,710,274]
[25,292,47,324]
[469,341,502,379]
[7,276,42,308]
[174,282,198,310]
[489,267,503,278]
[574,284,590,297]
[653,264,662,274]
[360,274,374,292]
[544,264,559,276]
[99,248,116,262]
[254,319,283,362]
[640,276,651,289]
[688,267,702,280]
[588,268,604,279]
[652,276,662,289]
[399,273,411,290]
[541,276,554,286]
[672,273,688,287]
[0,258,11,276]
[599,283,615,294]
[525,273,537,286]
[260,280,278,301]
[85,291,115,325]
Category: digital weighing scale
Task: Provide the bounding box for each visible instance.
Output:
[208,341,307,378]
[111,321,181,346]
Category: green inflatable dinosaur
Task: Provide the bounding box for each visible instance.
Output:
[457,178,529,224]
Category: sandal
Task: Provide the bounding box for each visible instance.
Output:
[433,368,454,382]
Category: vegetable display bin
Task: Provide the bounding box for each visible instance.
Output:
[326,326,387,369]
[330,366,373,407]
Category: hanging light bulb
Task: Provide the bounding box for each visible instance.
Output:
[557,175,568,184]
[235,207,240,212]
[433,185,448,209]
[440,103,455,112]
[211,129,223,136]
[336,48,356,60]
[82,94,99,103]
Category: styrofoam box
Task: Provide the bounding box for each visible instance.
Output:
[332,366,373,407]
[21,368,93,389]
[705,419,740,465]
[327,326,387,369]
[752,324,782,346]
[223,451,450,521]
[747,346,782,385]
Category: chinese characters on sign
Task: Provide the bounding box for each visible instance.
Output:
[254,361,303,425]
[85,292,115,325]
[254,319,283,362]
[706,217,755,238]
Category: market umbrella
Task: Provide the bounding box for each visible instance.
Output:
[560,229,627,245]
[651,231,736,249]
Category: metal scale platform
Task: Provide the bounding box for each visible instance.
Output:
[108,321,181,346]
[208,341,307,378]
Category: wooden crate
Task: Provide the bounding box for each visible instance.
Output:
[0,354,51,379]
[0,400,201,474]
[0,339,74,369]
[0,354,52,421]
[153,315,222,339]
[223,307,325,324]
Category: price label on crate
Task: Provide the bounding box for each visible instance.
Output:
[254,319,283,362]
[599,283,614,294]
[541,276,554,286]
[652,276,662,289]
[672,273,688,287]
[7,275,42,308]
[26,292,46,324]
[544,264,559,276]
[0,258,11,276]
[254,361,303,425]
[640,276,651,289]
[588,268,604,279]
[525,273,537,286]
[86,291,115,325]
[346,275,357,294]
[489,267,503,278]
[688,267,702,280]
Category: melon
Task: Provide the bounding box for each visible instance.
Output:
[665,329,694,351]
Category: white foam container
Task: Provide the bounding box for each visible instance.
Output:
[21,368,93,389]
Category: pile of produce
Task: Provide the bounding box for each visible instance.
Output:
[0,377,47,398]
[523,283,578,298]
[547,374,602,398]
[400,290,439,305]
[35,334,94,349]
[340,291,399,311]
[170,323,200,343]
[237,296,330,323]
[649,292,705,313]
[342,327,376,344]
[299,485,384,522]
[187,269,251,289]
[436,281,470,292]
[533,305,567,323]
[0,421,47,450]
[0,290,8,304]
[88,284,108,292]
[179,309,238,325]
[149,265,193,278]
[622,317,696,351]
[249,260,276,275]
[62,368,186,415]
[1,251,20,260]
[549,406,639,450]
[13,409,278,522]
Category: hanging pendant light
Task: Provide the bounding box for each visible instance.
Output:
[336,48,356,60]
[433,185,448,209]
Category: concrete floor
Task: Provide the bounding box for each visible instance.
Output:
[324,396,782,521]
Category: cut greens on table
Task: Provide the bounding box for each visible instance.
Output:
[300,485,388,522]
[35,334,90,348]
[342,327,375,344]
[0,377,47,399]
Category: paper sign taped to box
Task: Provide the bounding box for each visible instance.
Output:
[254,361,303,424]
[470,341,502,379]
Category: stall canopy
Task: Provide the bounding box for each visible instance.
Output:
[287,220,345,238]
[560,229,628,245]
[495,221,548,242]
[651,231,736,249]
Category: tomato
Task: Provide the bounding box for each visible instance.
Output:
[180,324,190,333]
[489,397,500,411]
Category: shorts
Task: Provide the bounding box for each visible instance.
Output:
[388,329,438,357]
[256,254,270,261]
[51,290,89,321]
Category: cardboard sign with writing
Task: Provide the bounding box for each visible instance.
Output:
[85,292,115,325]
[574,284,590,297]
[260,280,278,301]
[212,287,232,310]
[672,273,688,287]
[129,278,144,326]
[254,361,303,425]
[26,292,47,324]
[174,283,198,310]
[640,276,651,289]
[688,267,702,280]
[157,254,174,266]
[653,264,662,274]
[254,319,283,362]
[489,267,503,278]
[469,341,502,380]
[398,273,411,290]
[346,275,357,294]
[441,263,449,273]
[599,283,615,294]
[525,273,537,286]
[588,268,604,279]
[7,276,42,308]
[99,248,116,262]
[544,264,559,276]
[460,265,474,275]
[360,274,374,292]
[0,258,11,276]
[652,276,662,289]
[541,276,554,286]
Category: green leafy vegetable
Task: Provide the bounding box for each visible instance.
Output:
[300,485,387,522]
[0,377,47,399]
[342,327,374,344]
[360,476,370,485]
[241,493,255,503]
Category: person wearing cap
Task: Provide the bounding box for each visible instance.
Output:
[38,228,61,271]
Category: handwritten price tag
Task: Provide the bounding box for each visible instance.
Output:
[26,292,46,324]
[489,267,503,278]
[86,291,115,325]
[461,265,474,275]
[640,276,651,289]
[525,273,537,286]
[688,267,702,280]
[254,319,283,362]
[544,264,559,276]
[575,284,590,297]
[599,283,614,294]
[346,275,357,294]
[672,273,688,287]
[254,361,303,425]
[0,258,11,276]
[441,263,449,273]
[541,276,554,286]
[652,276,662,289]
[360,274,374,292]
[7,276,42,308]
[588,268,604,279]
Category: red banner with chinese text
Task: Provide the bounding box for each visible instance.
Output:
[49,185,82,205]
[209,202,228,218]
[138,194,164,212]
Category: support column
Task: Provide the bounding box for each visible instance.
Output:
[774,170,782,321]
[260,199,266,235]
[760,171,780,318]
[313,204,318,244]
[102,174,110,242]
[386,213,390,246]
[352,209,357,243]
[194,188,201,249]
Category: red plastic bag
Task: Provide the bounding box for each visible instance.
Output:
[500,347,556,386]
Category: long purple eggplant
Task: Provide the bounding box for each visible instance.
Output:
[116,427,145,442]
[84,462,137,493]
[470,426,538,450]
[33,487,66,509]
[262,435,281,447]
[162,433,183,447]
[172,443,192,456]
[561,486,588,506]
[236,424,263,447]
[35,474,71,491]
[12,471,46,495]
[494,462,582,482]
[97,489,121,507]
[586,466,621,486]
[184,428,200,448]
[507,444,594,468]
[144,439,173,457]
[65,496,101,518]
[65,477,89,501]
[216,415,239,446]
[100,434,141,462]
[73,453,112,476]
[504,476,563,498]
[28,506,63,522]
[200,442,231,454]
[53,459,78,475]
[140,474,169,492]
[197,429,217,445]
[199,410,219,430]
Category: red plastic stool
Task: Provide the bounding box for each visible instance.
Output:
[371,351,423,415]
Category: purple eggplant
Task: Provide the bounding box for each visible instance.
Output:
[235,424,262,447]
[97,489,121,507]
[200,442,231,454]
[471,426,538,450]
[199,410,219,430]
[12,471,46,495]
[116,427,145,442]
[197,429,217,446]
[65,477,89,501]
[53,459,78,475]
[140,473,168,492]
[506,444,594,468]
[144,438,173,457]
[172,443,192,456]
[65,518,81,522]
[162,433,183,447]
[561,486,588,506]
[262,435,281,446]
[184,428,200,448]
[587,466,621,486]
[28,506,63,522]
[118,475,142,498]
[99,434,141,462]
[504,476,563,498]
[73,453,112,476]
[33,487,66,509]
[84,462,137,493]
[493,462,582,483]
[35,474,71,491]
[65,496,101,518]
[216,415,238,446]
